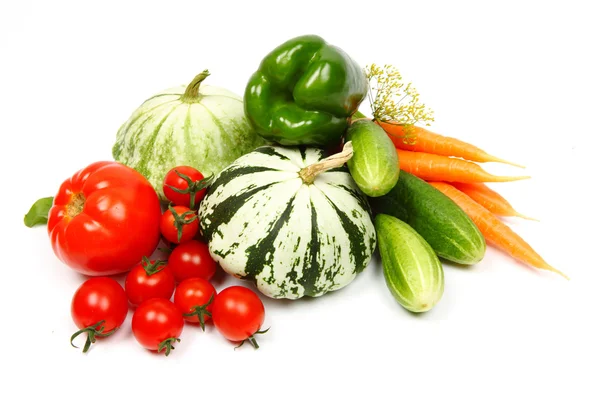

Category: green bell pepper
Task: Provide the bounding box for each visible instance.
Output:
[244,35,368,147]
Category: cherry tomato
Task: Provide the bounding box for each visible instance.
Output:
[125,257,176,307]
[162,166,210,209]
[173,278,217,330]
[132,298,184,356]
[212,286,267,349]
[168,240,216,282]
[70,277,128,353]
[160,205,199,244]
[47,161,161,275]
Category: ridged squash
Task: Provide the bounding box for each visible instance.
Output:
[112,70,264,199]
[198,142,377,299]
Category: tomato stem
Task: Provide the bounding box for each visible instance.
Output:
[165,171,213,209]
[234,327,270,350]
[157,337,181,356]
[66,193,86,219]
[168,205,199,243]
[182,293,214,331]
[70,320,117,353]
[141,256,168,276]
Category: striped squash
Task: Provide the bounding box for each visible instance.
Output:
[198,143,377,299]
[112,70,264,200]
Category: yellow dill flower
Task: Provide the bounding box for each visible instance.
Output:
[365,64,435,129]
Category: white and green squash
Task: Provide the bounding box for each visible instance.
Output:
[198,142,377,299]
[113,70,264,199]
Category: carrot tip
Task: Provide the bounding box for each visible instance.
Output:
[515,213,540,222]
[540,262,569,280]
[553,268,570,281]
[488,156,526,169]
[495,175,531,182]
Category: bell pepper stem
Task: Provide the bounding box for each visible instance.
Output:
[298,141,354,185]
[181,70,210,103]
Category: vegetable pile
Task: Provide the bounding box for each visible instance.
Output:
[24,34,567,355]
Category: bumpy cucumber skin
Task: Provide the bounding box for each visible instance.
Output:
[345,120,399,197]
[376,214,444,313]
[370,170,486,265]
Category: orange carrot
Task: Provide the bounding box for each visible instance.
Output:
[451,182,538,221]
[397,149,530,183]
[428,181,567,279]
[378,121,525,168]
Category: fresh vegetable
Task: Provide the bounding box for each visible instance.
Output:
[168,240,216,282]
[173,278,217,330]
[132,298,185,356]
[212,286,267,349]
[124,257,176,307]
[428,182,568,279]
[244,35,368,147]
[199,142,377,299]
[451,182,537,220]
[378,121,524,168]
[160,205,199,244]
[345,119,399,197]
[46,161,161,275]
[376,214,444,313]
[113,70,264,200]
[370,170,486,265]
[70,277,128,353]
[163,166,211,209]
[396,149,530,183]
[364,64,435,128]
[24,197,53,227]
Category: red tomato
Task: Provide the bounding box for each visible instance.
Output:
[160,205,199,244]
[47,161,161,276]
[173,278,217,329]
[125,257,176,307]
[70,277,128,353]
[162,166,209,209]
[212,286,267,349]
[132,298,184,356]
[168,240,216,282]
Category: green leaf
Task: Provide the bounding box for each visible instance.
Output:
[24,197,54,227]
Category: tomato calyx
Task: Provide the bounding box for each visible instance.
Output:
[141,256,168,276]
[168,205,199,242]
[165,170,213,209]
[66,193,86,218]
[182,293,214,331]
[234,327,271,350]
[70,320,117,353]
[157,337,181,356]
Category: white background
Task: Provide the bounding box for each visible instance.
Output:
[1,1,599,399]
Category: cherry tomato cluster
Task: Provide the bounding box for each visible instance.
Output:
[69,166,268,356]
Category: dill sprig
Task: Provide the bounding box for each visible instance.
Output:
[365,63,434,131]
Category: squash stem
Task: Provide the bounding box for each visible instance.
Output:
[298,141,354,185]
[181,70,210,103]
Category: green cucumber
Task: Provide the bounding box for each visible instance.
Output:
[376,214,444,313]
[370,170,486,265]
[345,120,399,197]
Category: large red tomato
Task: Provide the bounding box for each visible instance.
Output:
[47,161,161,275]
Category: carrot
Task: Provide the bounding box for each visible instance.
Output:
[378,121,525,168]
[397,149,530,183]
[451,182,538,221]
[428,181,568,279]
